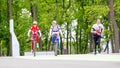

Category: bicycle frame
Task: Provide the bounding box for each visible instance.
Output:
[33,35,37,57]
[52,34,58,56]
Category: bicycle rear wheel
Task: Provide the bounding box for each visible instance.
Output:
[54,42,57,56]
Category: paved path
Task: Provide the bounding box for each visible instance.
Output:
[0,54,120,68]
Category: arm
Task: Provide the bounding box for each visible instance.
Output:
[28,29,31,37]
[38,30,42,37]
[49,27,52,38]
[91,28,96,34]
[101,26,104,37]
[59,28,63,37]
[101,24,104,34]
[57,25,63,37]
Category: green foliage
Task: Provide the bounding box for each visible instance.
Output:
[0,0,120,55]
[114,0,120,30]
[0,0,10,56]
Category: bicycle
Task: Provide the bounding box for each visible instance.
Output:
[33,36,37,57]
[26,36,36,57]
[51,34,59,56]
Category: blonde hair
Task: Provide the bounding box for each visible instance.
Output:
[96,19,100,24]
[52,20,57,24]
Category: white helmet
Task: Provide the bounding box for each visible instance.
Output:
[33,21,37,24]
[52,20,57,24]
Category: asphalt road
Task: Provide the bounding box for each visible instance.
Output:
[0,54,120,68]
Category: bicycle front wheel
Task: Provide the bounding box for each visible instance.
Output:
[33,39,36,57]
[54,42,57,56]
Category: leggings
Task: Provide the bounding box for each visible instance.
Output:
[93,36,101,54]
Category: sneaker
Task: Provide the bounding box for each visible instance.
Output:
[98,50,101,54]
[94,52,97,55]
[37,43,39,48]
[57,49,60,52]
[57,49,61,55]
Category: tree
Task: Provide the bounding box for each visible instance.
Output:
[0,0,120,56]
[8,0,12,56]
[108,0,119,53]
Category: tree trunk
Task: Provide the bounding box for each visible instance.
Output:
[32,4,37,21]
[76,22,79,54]
[66,0,71,54]
[0,45,1,56]
[119,31,120,49]
[84,20,88,53]
[8,0,12,19]
[70,24,72,54]
[108,0,119,53]
[8,0,12,56]
[90,33,94,52]
[39,37,42,51]
[0,1,1,56]
[79,28,82,53]
[66,22,69,54]
[62,0,65,9]
[60,36,63,54]
[108,11,115,53]
[30,0,37,21]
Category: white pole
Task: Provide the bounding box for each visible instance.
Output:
[10,19,20,56]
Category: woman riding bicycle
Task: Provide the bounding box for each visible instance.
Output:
[28,21,42,52]
[49,20,63,51]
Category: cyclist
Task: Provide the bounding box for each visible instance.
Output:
[91,19,104,54]
[28,21,42,52]
[49,20,63,51]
